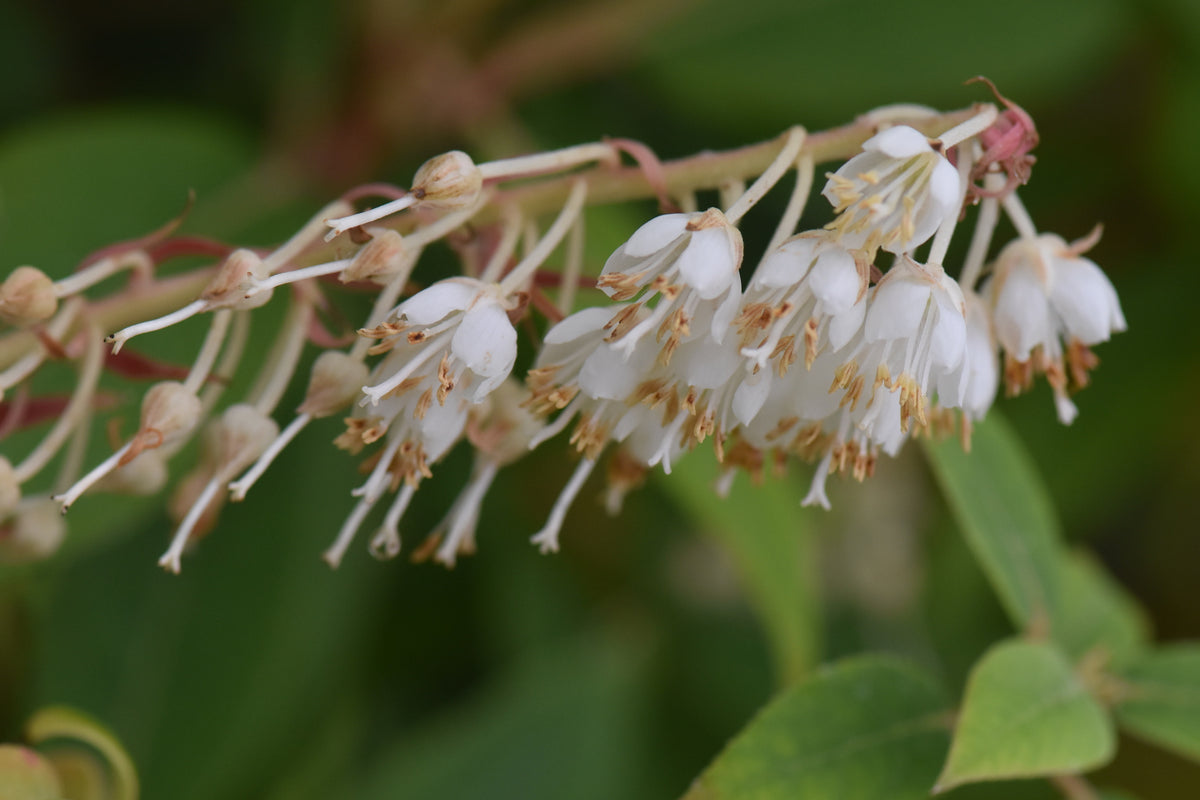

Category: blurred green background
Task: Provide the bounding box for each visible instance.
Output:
[1,0,1197,797]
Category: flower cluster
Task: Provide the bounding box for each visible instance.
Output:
[0,95,1124,571]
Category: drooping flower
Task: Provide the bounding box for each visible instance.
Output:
[357,277,519,408]
[986,232,1125,423]
[597,209,742,363]
[822,126,960,255]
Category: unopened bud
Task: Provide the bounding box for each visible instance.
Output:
[411,151,482,211]
[100,449,169,496]
[0,497,67,563]
[127,382,202,464]
[208,404,279,476]
[0,458,20,517]
[201,249,272,310]
[0,266,58,325]
[339,230,408,284]
[297,352,369,417]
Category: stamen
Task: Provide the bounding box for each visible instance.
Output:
[371,482,418,560]
[158,475,221,574]
[324,196,417,241]
[529,456,595,554]
[52,441,134,513]
[183,309,233,394]
[498,178,588,295]
[228,413,311,501]
[106,299,207,355]
[725,126,807,224]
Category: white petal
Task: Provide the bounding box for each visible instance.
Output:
[928,293,967,369]
[451,302,517,379]
[732,374,771,426]
[397,279,476,325]
[579,343,650,400]
[808,247,860,315]
[623,214,689,258]
[991,269,1052,361]
[710,282,742,344]
[677,335,740,389]
[827,300,866,352]
[752,238,817,288]
[1050,257,1124,345]
[543,305,618,345]
[928,157,962,214]
[420,399,469,460]
[864,126,932,158]
[678,227,740,299]
[865,279,929,343]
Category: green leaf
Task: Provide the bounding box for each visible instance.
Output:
[656,450,819,684]
[923,415,1063,637]
[936,640,1115,791]
[1113,644,1200,763]
[1056,551,1150,669]
[352,636,644,800]
[684,656,951,800]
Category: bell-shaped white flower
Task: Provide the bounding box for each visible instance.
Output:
[935,291,999,424]
[822,125,960,255]
[359,277,519,408]
[841,258,968,437]
[597,208,742,363]
[986,233,1126,424]
[737,232,869,376]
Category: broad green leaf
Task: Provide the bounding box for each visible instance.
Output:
[923,415,1062,637]
[1056,551,1150,669]
[1113,644,1200,763]
[656,450,819,684]
[0,745,62,800]
[684,656,951,800]
[26,705,138,800]
[352,636,643,800]
[936,640,1115,791]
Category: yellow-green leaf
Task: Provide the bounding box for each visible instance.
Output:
[685,657,951,800]
[936,640,1115,791]
[1114,643,1200,764]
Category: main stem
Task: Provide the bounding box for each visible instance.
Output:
[0,105,982,372]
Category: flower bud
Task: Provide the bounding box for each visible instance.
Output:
[123,382,202,465]
[201,249,273,310]
[297,352,369,418]
[0,266,58,325]
[208,404,279,476]
[0,497,67,564]
[99,449,169,496]
[410,151,482,211]
[339,229,409,284]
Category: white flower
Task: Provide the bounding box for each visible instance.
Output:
[935,291,999,424]
[737,233,869,375]
[358,277,519,408]
[841,258,967,437]
[597,209,742,362]
[822,126,960,255]
[986,233,1126,424]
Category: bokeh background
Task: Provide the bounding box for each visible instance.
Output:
[1,0,1198,797]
